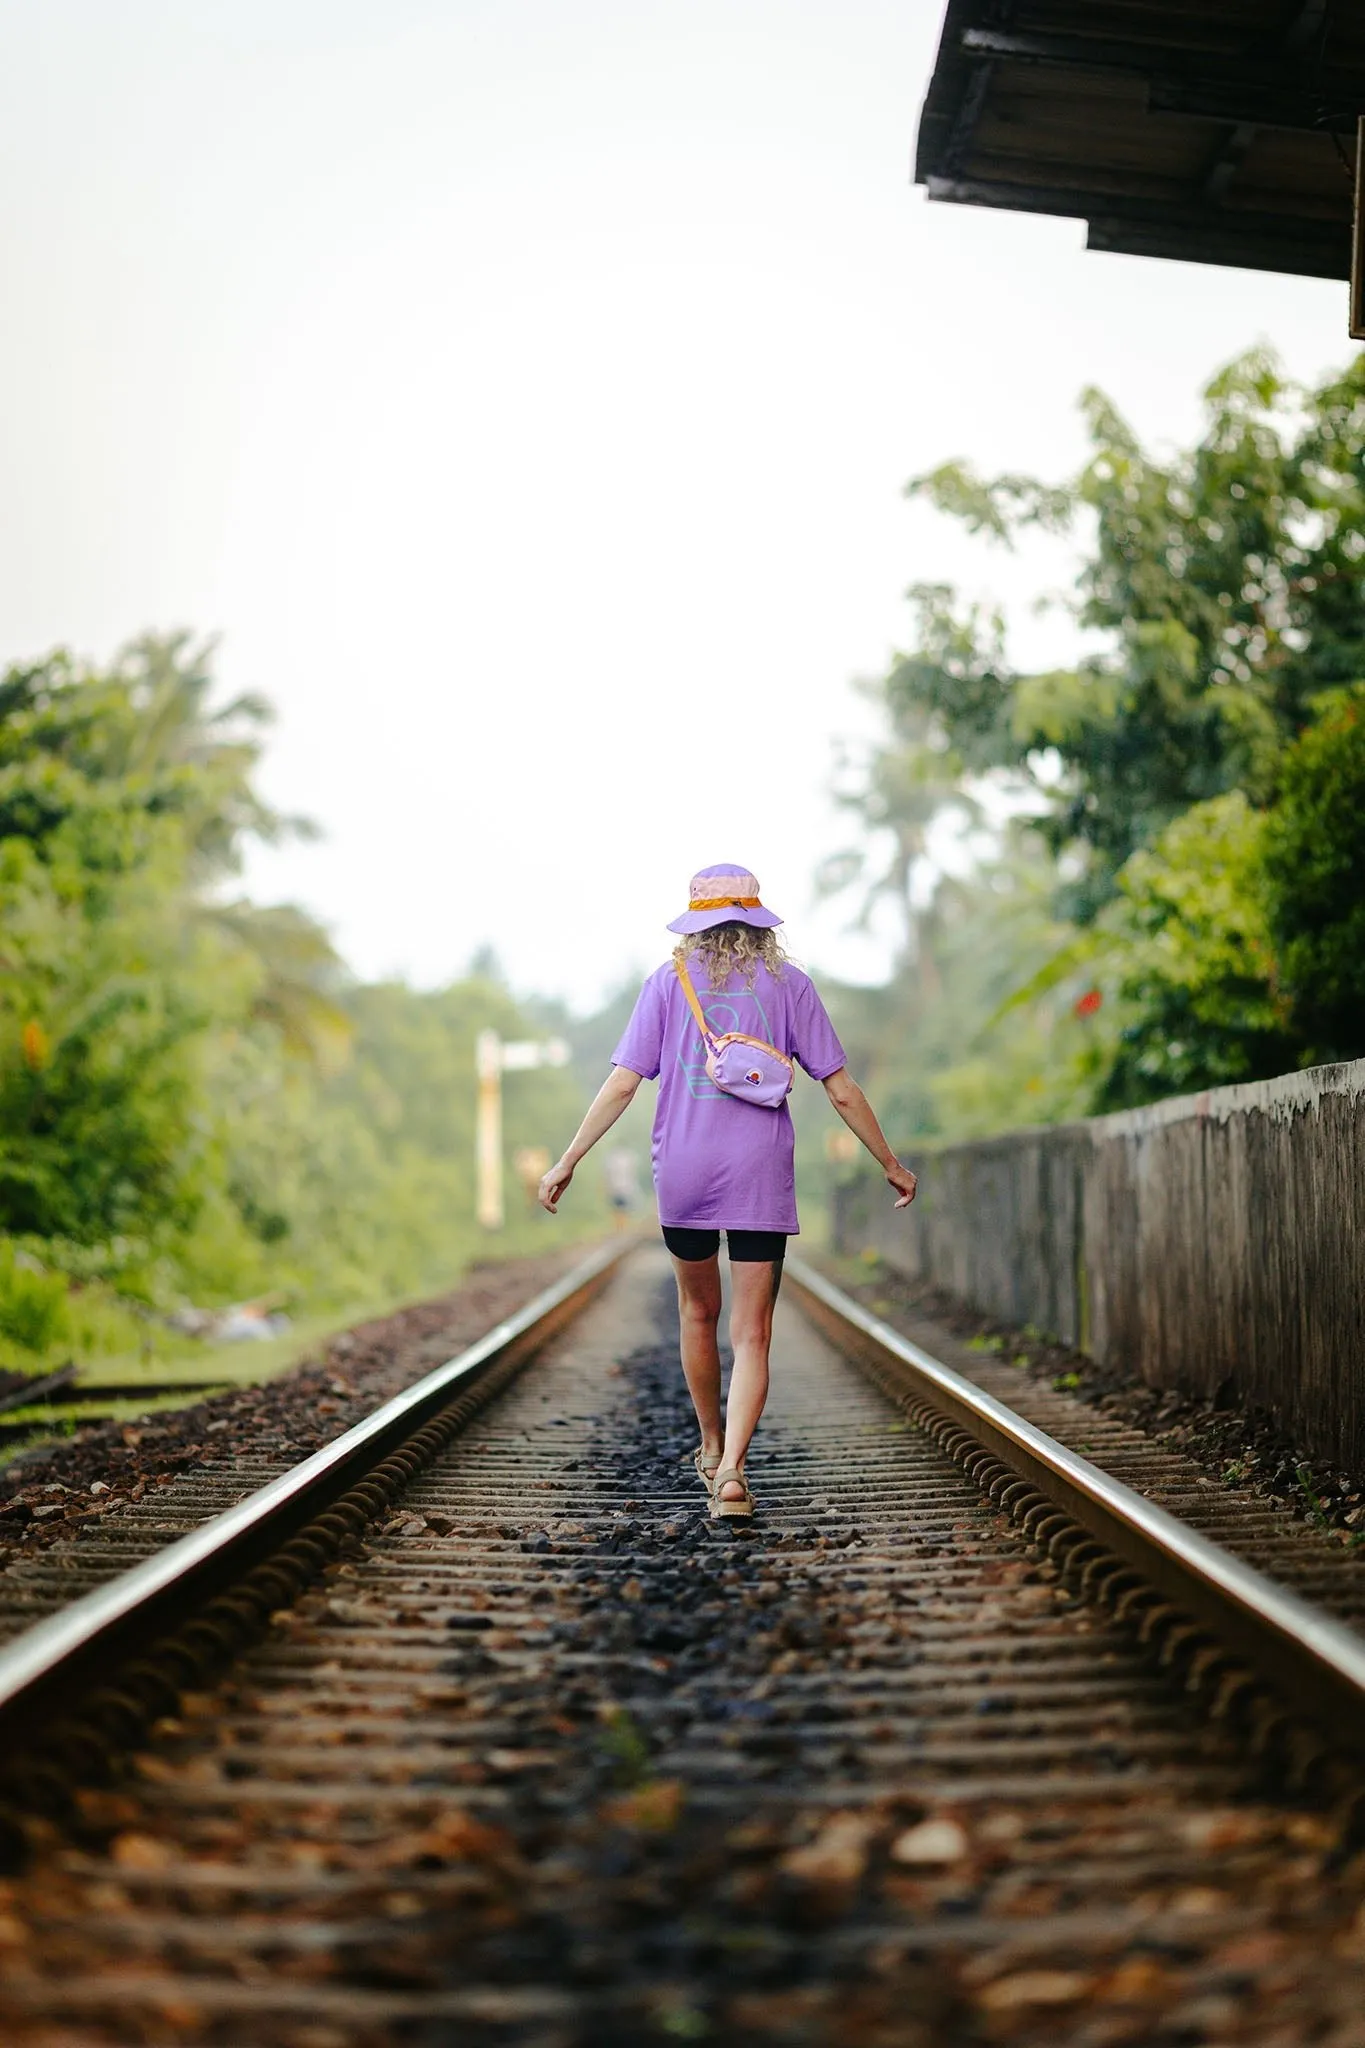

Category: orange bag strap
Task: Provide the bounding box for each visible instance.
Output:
[673,955,715,1045]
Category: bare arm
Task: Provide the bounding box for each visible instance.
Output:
[821,1067,917,1208]
[538,1065,643,1213]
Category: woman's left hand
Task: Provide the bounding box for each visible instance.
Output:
[538,1158,575,1212]
[886,1162,918,1209]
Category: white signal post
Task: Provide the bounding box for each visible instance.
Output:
[475,1031,570,1230]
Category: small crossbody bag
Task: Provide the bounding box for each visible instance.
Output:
[673,956,794,1108]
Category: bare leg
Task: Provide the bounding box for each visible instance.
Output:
[717,1259,780,1500]
[671,1253,724,1460]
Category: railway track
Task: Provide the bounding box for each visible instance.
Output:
[0,1242,1364,2045]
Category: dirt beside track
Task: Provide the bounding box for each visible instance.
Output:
[0,1245,594,1618]
[821,1255,1365,1556]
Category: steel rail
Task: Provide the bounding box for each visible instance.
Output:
[788,1257,1365,1762]
[0,1238,632,1750]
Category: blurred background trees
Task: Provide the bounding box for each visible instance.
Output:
[820,348,1365,1142]
[0,636,596,1371]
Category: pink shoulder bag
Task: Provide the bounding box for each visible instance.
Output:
[673,956,794,1108]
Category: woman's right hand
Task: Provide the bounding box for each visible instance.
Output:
[886,1162,918,1209]
[538,1157,575,1213]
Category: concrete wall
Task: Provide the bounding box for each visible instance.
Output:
[833,1060,1365,1472]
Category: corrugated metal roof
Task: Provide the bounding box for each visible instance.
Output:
[915,1,1364,279]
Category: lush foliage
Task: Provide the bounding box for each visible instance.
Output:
[1084,793,1295,1109]
[825,351,1365,1133]
[1262,685,1365,1066]
[0,637,597,1365]
[0,1243,71,1356]
[895,351,1365,912]
[179,973,591,1311]
[0,639,268,1245]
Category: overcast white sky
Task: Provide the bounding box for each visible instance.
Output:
[0,0,1352,1009]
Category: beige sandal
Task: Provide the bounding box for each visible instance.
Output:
[709,1467,755,1519]
[693,1445,721,1494]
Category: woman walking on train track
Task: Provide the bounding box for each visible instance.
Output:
[539,864,917,1519]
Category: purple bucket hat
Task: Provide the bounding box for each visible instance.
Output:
[666,864,784,936]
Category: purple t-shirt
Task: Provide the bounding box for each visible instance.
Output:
[611,954,847,1234]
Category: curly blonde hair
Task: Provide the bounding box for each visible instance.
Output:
[674,921,788,991]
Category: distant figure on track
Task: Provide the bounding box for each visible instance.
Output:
[538,864,917,1519]
[603,1148,641,1231]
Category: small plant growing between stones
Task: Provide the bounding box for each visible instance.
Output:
[1052,1372,1082,1393]
[658,2000,710,2039]
[1294,1464,1331,1531]
[597,1703,652,1787]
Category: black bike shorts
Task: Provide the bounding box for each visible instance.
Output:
[662,1227,788,1263]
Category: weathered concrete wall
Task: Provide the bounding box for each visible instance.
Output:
[833,1060,1365,1471]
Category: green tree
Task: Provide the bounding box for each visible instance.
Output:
[0,650,247,1245]
[1261,685,1365,1065]
[0,634,294,873]
[864,350,1365,922]
[80,630,300,873]
[823,349,1365,1122]
[0,639,331,1256]
[1091,794,1295,1107]
[0,632,601,1334]
[811,828,1097,1146]
[0,802,245,1245]
[185,972,596,1310]
[208,900,352,1072]
[818,694,982,976]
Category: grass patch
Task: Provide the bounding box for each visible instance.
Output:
[0,1388,233,1470]
[73,1300,397,1394]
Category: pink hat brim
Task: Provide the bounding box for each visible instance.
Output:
[666,904,784,935]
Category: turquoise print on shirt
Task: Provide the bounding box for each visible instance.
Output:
[677,984,775,1099]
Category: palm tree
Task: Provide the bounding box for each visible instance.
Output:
[109,631,313,878]
[817,697,984,988]
[210,900,353,1075]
